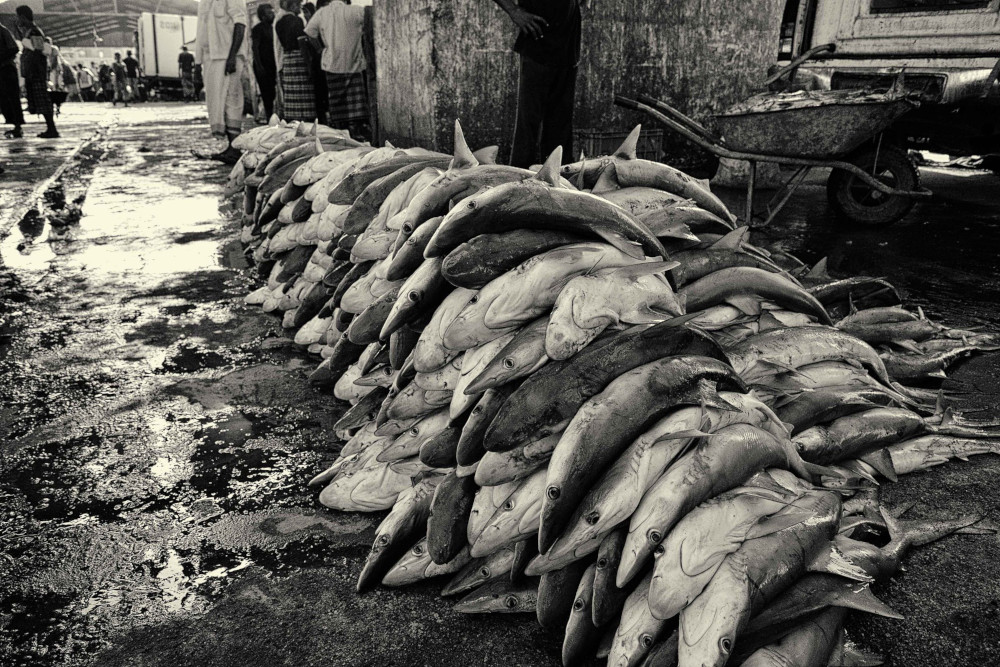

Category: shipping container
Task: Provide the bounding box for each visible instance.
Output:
[136,12,197,81]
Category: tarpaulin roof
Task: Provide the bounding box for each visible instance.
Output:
[0,0,198,46]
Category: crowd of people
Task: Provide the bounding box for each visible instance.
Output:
[0,6,156,140]
[198,0,371,164]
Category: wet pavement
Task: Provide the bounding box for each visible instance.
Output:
[0,103,998,667]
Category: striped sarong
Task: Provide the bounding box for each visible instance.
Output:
[279,51,315,122]
[325,71,368,127]
[24,78,51,117]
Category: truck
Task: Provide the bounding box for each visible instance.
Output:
[778,0,1000,223]
[136,12,198,98]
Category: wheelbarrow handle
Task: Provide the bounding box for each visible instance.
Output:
[635,94,721,144]
[764,43,836,86]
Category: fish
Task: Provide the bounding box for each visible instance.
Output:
[443,242,658,352]
[418,417,463,468]
[427,471,479,564]
[346,286,401,345]
[562,563,602,666]
[381,539,472,588]
[888,434,1000,475]
[390,325,421,370]
[545,393,791,567]
[608,572,669,667]
[412,287,478,373]
[794,406,925,470]
[377,408,452,462]
[537,559,591,630]
[680,266,832,324]
[620,424,819,589]
[328,155,450,206]
[474,431,562,487]
[676,490,845,667]
[775,385,896,434]
[450,332,516,419]
[739,607,851,667]
[334,386,390,431]
[427,150,666,260]
[465,317,550,395]
[545,261,683,360]
[385,215,445,281]
[838,317,941,344]
[355,363,396,388]
[441,230,587,289]
[881,346,981,382]
[441,544,518,597]
[725,326,894,387]
[540,355,747,554]
[318,456,430,512]
[453,577,539,614]
[471,467,547,558]
[456,383,521,467]
[484,319,726,452]
[593,528,631,628]
[356,475,441,592]
[413,354,463,392]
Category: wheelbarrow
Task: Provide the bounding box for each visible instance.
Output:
[615,90,934,227]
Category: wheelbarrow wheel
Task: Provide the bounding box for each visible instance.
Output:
[826,145,918,226]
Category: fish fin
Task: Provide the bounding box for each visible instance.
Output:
[591,163,619,194]
[800,460,848,481]
[834,643,885,667]
[533,146,563,186]
[613,125,642,160]
[608,260,680,279]
[315,135,325,154]
[806,257,832,280]
[268,114,280,126]
[858,449,898,482]
[310,119,319,135]
[653,429,713,441]
[574,157,587,190]
[894,339,924,354]
[592,229,646,259]
[641,312,703,334]
[697,379,741,412]
[917,305,927,321]
[450,120,479,170]
[829,583,903,619]
[928,368,948,379]
[757,310,786,332]
[745,505,816,540]
[472,145,499,165]
[678,537,729,577]
[709,227,750,250]
[724,295,762,316]
[754,359,805,376]
[808,541,873,582]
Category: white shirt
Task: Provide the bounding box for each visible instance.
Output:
[197,0,248,62]
[304,1,366,74]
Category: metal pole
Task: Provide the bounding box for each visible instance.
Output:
[745,161,756,227]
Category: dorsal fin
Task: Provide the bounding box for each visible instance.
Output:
[315,135,325,154]
[592,163,619,194]
[807,257,832,280]
[268,114,280,126]
[613,125,642,159]
[472,145,499,165]
[533,146,563,185]
[450,120,479,170]
[310,119,319,136]
[574,156,587,190]
[606,260,680,280]
[384,140,396,149]
[710,226,749,250]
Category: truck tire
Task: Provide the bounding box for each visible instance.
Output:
[826,145,919,227]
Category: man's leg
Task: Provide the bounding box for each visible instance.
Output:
[510,56,553,169]
[261,77,275,119]
[540,65,577,164]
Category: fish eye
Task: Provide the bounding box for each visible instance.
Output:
[640,635,653,649]
[377,535,390,545]
[719,637,732,654]
[409,427,419,436]
[654,544,665,557]
[383,367,393,375]
[472,405,483,415]
[480,567,491,577]
[585,511,600,525]
[502,500,515,511]
[408,290,420,302]
[572,597,586,612]
[413,544,423,555]
[468,200,478,210]
[367,411,377,421]
[502,358,515,369]
[546,486,560,500]
[402,223,413,233]
[504,595,518,609]
[469,295,479,304]
[597,557,608,569]
[648,529,662,544]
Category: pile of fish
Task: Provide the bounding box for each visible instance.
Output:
[222,117,1000,667]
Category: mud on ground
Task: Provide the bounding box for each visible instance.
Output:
[0,104,998,667]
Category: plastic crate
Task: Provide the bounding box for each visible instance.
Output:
[573,128,664,161]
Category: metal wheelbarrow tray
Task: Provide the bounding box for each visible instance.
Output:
[714,89,917,159]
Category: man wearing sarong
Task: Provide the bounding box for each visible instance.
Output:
[251,3,277,120]
[275,0,314,122]
[178,46,196,101]
[15,5,58,138]
[0,23,24,138]
[197,0,248,164]
[305,0,369,139]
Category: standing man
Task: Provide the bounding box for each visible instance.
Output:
[305,0,369,139]
[0,22,24,138]
[111,52,129,107]
[493,0,583,168]
[77,63,96,101]
[197,0,247,164]
[178,46,195,101]
[123,50,141,102]
[251,4,277,120]
[15,6,58,138]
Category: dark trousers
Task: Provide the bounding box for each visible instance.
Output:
[0,63,23,126]
[255,70,276,119]
[510,55,576,169]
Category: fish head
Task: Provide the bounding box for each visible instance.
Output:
[471,470,546,557]
[546,479,630,565]
[617,512,664,589]
[545,287,605,360]
[453,578,538,614]
[677,569,747,667]
[607,573,658,667]
[442,545,516,597]
[465,330,545,395]
[381,539,432,587]
[442,290,502,351]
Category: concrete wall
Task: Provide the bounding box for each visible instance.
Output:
[374,0,785,160]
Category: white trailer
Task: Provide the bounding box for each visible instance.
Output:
[136,12,198,81]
